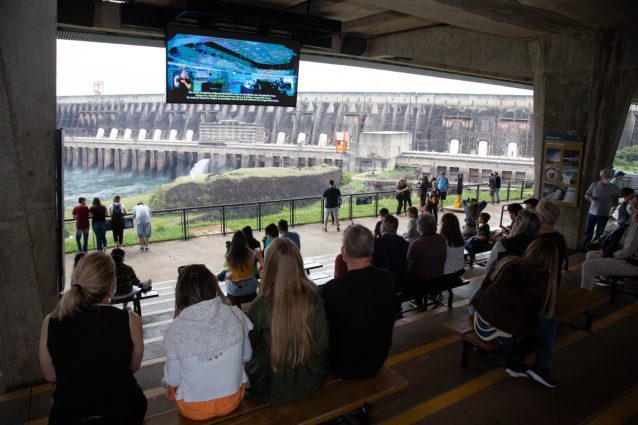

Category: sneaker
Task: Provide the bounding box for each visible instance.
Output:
[144,246,150,252]
[594,276,610,287]
[140,246,145,251]
[527,366,557,388]
[505,361,529,378]
[323,227,328,232]
[336,226,341,231]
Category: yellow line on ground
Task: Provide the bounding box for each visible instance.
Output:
[385,335,461,367]
[586,384,638,425]
[380,301,638,425]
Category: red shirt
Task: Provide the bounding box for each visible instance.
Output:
[72,204,90,229]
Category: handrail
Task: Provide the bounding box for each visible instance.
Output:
[63,179,534,252]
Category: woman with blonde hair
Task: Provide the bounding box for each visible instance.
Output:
[246,238,329,403]
[39,253,146,424]
[485,209,541,274]
[472,238,560,388]
[163,264,253,420]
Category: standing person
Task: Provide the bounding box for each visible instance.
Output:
[494,172,502,203]
[163,264,253,420]
[426,180,440,223]
[322,179,342,232]
[436,171,449,211]
[72,197,90,253]
[132,202,152,252]
[278,219,300,250]
[39,253,147,424]
[322,224,396,378]
[581,169,620,250]
[523,197,539,210]
[418,175,429,208]
[472,239,560,388]
[487,173,496,204]
[246,238,328,403]
[395,178,409,215]
[225,231,259,298]
[89,197,109,252]
[108,195,127,248]
[461,198,488,238]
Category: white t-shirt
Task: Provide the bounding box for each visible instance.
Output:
[132,204,151,224]
[444,245,465,275]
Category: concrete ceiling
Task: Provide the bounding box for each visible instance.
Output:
[58,0,638,94]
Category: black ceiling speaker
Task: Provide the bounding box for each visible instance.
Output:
[341,34,367,56]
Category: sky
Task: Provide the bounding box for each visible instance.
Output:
[57,39,533,97]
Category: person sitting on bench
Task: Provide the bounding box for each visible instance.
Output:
[322,224,396,379]
[485,209,541,274]
[373,215,409,292]
[110,248,152,300]
[581,194,638,290]
[439,213,466,282]
[246,238,329,403]
[163,264,253,420]
[224,231,259,298]
[471,238,560,388]
[407,213,446,288]
[39,253,147,424]
[464,213,492,266]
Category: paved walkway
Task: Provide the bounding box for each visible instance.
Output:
[63,201,513,288]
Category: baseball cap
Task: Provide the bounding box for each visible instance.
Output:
[614,171,625,177]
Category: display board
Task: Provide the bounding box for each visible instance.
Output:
[540,135,585,207]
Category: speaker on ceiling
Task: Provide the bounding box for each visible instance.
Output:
[340,34,367,56]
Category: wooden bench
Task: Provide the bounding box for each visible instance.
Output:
[442,285,607,369]
[110,289,159,316]
[398,278,471,312]
[303,261,323,275]
[143,367,408,425]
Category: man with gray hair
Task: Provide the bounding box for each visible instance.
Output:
[581,168,620,250]
[321,224,396,379]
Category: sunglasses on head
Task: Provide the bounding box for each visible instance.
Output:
[178,264,206,273]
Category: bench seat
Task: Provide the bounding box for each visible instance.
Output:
[110,289,159,316]
[143,367,408,425]
[398,278,470,312]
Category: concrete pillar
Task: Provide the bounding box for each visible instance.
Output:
[529,29,638,248]
[0,0,57,391]
[114,149,121,174]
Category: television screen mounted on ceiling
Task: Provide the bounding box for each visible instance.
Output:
[166,26,300,107]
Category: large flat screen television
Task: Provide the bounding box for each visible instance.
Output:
[166,26,300,107]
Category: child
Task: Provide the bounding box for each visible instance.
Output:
[426,181,440,224]
[110,248,152,297]
[404,207,419,242]
[464,213,493,267]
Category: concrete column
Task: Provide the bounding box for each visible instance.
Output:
[0,0,57,391]
[529,29,638,248]
[114,149,121,174]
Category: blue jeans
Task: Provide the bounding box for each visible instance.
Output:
[226,277,258,297]
[535,316,557,369]
[76,228,89,252]
[92,221,107,251]
[494,189,500,203]
[581,213,608,249]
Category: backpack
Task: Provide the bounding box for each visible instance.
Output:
[602,224,628,258]
[111,204,124,224]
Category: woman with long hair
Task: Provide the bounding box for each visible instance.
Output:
[225,230,259,297]
[472,238,560,388]
[439,213,466,282]
[485,209,541,274]
[245,238,329,403]
[90,197,109,251]
[39,253,147,424]
[163,264,253,420]
[242,225,262,278]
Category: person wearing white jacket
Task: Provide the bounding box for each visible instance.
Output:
[163,264,253,420]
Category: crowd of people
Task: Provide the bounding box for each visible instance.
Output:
[41,171,637,423]
[71,196,153,253]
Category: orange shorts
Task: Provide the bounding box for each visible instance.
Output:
[167,385,245,420]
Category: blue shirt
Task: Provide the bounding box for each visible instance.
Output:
[437,177,449,192]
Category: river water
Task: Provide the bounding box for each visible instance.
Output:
[63,169,171,209]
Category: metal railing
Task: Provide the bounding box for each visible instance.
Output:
[63,180,534,253]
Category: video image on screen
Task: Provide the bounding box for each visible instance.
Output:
[166,30,300,107]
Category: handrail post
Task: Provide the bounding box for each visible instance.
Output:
[506,182,511,201]
[258,203,262,231]
[321,197,324,223]
[222,206,226,236]
[374,192,379,217]
[291,200,295,227]
[520,181,525,199]
[182,209,188,240]
[475,184,480,200]
[349,195,353,221]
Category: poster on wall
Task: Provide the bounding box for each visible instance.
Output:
[541,134,585,207]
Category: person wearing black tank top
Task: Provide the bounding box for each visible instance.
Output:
[39,253,146,425]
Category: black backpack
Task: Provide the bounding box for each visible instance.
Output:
[602,225,628,258]
[111,204,124,224]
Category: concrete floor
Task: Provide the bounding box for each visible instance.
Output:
[6,204,638,425]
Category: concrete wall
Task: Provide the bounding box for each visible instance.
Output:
[0,1,58,390]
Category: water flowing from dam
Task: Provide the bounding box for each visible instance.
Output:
[63,169,171,209]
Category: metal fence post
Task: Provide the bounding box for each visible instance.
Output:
[374,193,379,217]
[291,200,295,227]
[349,195,353,221]
[257,203,262,231]
[520,181,525,199]
[222,206,226,236]
[182,209,188,240]
[475,184,480,200]
[506,182,511,201]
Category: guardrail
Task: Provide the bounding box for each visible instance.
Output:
[63,180,534,253]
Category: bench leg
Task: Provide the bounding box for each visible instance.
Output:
[585,310,594,332]
[447,289,454,308]
[134,299,142,316]
[358,403,372,425]
[461,340,471,369]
